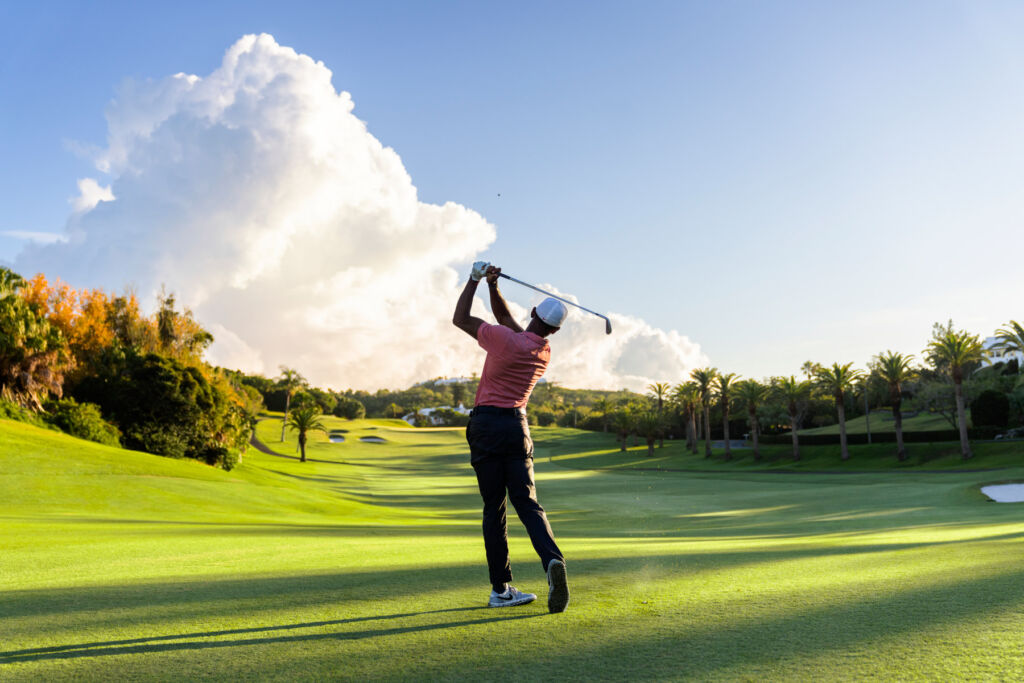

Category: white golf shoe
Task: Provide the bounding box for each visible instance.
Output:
[546,559,569,613]
[488,586,536,608]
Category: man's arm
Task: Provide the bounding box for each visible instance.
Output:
[453,272,486,339]
[485,267,524,333]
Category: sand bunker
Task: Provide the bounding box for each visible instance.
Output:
[329,435,345,443]
[981,484,1024,503]
[360,436,387,444]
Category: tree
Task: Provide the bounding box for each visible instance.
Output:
[154,290,212,362]
[671,382,699,453]
[277,367,307,442]
[1,267,69,409]
[735,380,769,461]
[870,351,917,462]
[612,408,635,452]
[690,367,718,458]
[451,381,466,408]
[73,351,240,468]
[814,362,865,461]
[926,320,984,459]
[713,372,740,460]
[592,397,612,433]
[333,395,366,420]
[647,382,669,412]
[635,410,666,457]
[387,402,404,418]
[801,361,822,380]
[646,382,670,446]
[775,376,809,461]
[287,403,327,463]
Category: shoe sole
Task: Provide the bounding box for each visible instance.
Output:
[547,560,569,613]
[488,595,536,608]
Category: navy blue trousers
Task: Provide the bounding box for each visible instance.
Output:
[466,410,564,588]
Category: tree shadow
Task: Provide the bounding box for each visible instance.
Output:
[0,607,544,664]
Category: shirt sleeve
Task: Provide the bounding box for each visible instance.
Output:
[477,322,513,354]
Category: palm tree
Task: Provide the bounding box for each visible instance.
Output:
[593,397,612,433]
[801,361,822,380]
[871,351,918,462]
[635,410,666,457]
[286,403,327,462]
[647,382,670,447]
[647,382,669,412]
[735,379,769,461]
[926,321,984,459]
[278,366,307,442]
[776,376,809,461]
[993,320,1024,360]
[713,372,740,460]
[690,367,718,458]
[612,408,635,452]
[814,362,864,461]
[671,382,699,453]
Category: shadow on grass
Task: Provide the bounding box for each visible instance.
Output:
[0,606,544,664]
[7,523,1024,626]
[522,564,1024,680]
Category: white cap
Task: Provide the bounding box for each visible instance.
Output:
[536,298,568,328]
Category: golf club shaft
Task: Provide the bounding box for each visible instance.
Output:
[497,273,612,330]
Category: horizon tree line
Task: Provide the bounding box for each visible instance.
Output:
[602,319,1023,462]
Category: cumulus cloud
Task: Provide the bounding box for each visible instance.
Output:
[18,33,706,391]
[71,178,115,213]
[1,230,67,245]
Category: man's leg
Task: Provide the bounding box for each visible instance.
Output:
[471,454,513,591]
[504,455,563,571]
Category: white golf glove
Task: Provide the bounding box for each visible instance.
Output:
[471,261,490,281]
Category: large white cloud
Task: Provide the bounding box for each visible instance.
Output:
[18,34,706,391]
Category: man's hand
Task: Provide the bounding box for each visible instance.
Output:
[485,265,502,287]
[471,261,490,281]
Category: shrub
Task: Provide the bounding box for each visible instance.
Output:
[0,396,50,429]
[533,407,558,427]
[429,407,470,427]
[44,398,121,447]
[73,352,239,469]
[333,396,366,420]
[972,390,1010,428]
[199,445,239,471]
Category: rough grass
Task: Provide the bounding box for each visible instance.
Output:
[3,417,1024,681]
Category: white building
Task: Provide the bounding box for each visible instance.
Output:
[402,403,472,426]
[982,336,1024,367]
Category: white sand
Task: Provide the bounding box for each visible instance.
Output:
[329,436,345,443]
[981,484,1024,503]
[360,436,387,443]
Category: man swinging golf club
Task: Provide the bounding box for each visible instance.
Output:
[452,261,570,613]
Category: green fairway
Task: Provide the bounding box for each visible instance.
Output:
[3,417,1024,681]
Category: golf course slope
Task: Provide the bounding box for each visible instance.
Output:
[3,416,1024,681]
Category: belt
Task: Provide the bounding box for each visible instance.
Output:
[471,405,526,416]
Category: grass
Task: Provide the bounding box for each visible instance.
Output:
[799,410,954,435]
[3,416,1024,680]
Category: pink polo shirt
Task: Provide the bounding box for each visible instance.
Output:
[474,322,551,408]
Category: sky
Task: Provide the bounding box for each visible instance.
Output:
[2,1,1023,391]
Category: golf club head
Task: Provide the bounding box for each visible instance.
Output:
[605,318,612,335]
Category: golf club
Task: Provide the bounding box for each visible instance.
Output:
[497,272,612,335]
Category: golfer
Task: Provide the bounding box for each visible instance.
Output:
[452,261,570,613]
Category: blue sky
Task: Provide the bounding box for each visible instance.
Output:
[2,1,1023,387]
